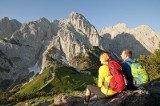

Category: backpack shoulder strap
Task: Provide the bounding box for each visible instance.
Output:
[103,64,110,76]
[125,61,133,64]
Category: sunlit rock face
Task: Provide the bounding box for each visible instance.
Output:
[0,17,53,88]
[99,23,160,58]
[41,12,101,72]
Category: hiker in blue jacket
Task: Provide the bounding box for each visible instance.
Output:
[121,49,137,90]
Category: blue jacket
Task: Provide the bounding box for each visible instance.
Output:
[122,58,136,90]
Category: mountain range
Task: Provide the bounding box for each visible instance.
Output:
[0,11,160,89]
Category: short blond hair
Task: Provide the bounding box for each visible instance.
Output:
[100,53,111,62]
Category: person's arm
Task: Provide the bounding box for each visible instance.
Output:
[98,66,104,87]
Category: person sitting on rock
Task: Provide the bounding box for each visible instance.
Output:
[121,49,137,90]
[84,53,117,104]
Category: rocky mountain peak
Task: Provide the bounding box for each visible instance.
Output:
[68,11,92,28]
[68,11,97,33]
[1,17,10,22]
[39,17,50,22]
[133,25,156,35]
[0,17,21,39]
[67,11,99,48]
[136,25,152,30]
[37,17,51,28]
[68,11,87,24]
[19,17,51,35]
[99,23,128,37]
[114,23,128,29]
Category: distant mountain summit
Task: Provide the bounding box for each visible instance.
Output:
[0,11,160,89]
[99,23,160,57]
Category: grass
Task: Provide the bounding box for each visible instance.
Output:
[17,65,53,94]
[40,66,96,93]
[17,65,96,95]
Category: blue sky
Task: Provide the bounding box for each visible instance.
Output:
[0,0,159,32]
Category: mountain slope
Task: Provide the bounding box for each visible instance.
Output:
[17,65,95,95]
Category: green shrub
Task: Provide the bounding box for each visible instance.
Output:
[138,45,160,80]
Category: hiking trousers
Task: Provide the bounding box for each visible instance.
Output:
[87,85,106,98]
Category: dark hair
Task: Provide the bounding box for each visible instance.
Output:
[124,49,132,58]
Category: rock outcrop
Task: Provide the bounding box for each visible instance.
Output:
[51,79,160,106]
